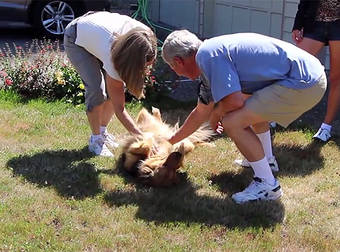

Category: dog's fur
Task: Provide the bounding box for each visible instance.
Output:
[121,107,215,187]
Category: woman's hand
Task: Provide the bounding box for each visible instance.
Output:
[292,29,303,44]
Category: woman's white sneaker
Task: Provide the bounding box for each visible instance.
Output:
[233,156,279,172]
[232,177,282,204]
[313,128,331,142]
[88,137,114,157]
[102,131,119,148]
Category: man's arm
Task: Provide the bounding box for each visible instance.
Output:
[105,75,142,136]
[169,101,214,144]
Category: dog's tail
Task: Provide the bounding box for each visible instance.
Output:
[174,123,215,154]
[188,123,216,144]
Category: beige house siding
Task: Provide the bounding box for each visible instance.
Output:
[149,0,329,68]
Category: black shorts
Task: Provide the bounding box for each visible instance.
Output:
[304,19,340,45]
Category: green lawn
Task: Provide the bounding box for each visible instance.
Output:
[0,91,339,251]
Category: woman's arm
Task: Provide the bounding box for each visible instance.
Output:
[105,74,142,136]
[292,0,310,31]
[292,0,315,43]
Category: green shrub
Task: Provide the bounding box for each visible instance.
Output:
[0,41,177,107]
[0,39,84,105]
[132,53,178,106]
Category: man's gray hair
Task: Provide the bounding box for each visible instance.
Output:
[161,30,202,64]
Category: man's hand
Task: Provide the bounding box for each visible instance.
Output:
[209,110,221,133]
[215,121,224,134]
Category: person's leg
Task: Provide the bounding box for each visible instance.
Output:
[222,108,269,162]
[64,38,113,156]
[87,103,104,135]
[79,67,108,143]
[99,99,119,148]
[85,83,115,156]
[241,94,272,157]
[252,122,278,171]
[251,121,269,133]
[233,113,279,171]
[101,99,115,127]
[222,108,281,203]
[226,79,326,203]
[314,41,340,141]
[324,41,340,125]
[222,109,275,184]
[295,36,332,141]
[296,37,325,56]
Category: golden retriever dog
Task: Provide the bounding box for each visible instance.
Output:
[121,107,215,187]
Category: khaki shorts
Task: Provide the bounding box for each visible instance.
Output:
[245,72,327,128]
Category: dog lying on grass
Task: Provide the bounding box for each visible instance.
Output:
[121,107,215,187]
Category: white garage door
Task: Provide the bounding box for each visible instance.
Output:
[159,0,200,33]
[210,0,284,39]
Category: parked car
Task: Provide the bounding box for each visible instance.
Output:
[0,0,111,37]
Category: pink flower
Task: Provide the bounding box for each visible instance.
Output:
[5,78,12,86]
[0,70,8,77]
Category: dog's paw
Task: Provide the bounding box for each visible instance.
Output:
[138,166,154,178]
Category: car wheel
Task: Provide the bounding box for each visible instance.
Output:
[33,0,84,37]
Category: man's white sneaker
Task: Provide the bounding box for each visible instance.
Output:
[88,137,114,157]
[232,177,282,204]
[233,156,279,172]
[102,131,119,148]
[313,128,331,142]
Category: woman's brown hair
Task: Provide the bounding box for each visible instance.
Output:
[111,27,157,99]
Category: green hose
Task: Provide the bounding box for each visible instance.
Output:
[132,0,174,45]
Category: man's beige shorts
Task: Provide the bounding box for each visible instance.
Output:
[245,72,327,128]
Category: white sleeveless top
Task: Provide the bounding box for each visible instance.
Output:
[75,12,151,81]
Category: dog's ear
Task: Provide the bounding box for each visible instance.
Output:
[136,108,150,124]
[164,151,183,170]
[151,107,162,122]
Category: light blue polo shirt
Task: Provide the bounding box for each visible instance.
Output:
[196,33,325,103]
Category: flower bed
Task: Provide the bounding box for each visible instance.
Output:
[0,39,85,105]
[0,40,191,108]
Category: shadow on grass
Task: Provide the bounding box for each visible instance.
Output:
[103,155,285,229]
[273,119,340,153]
[6,147,101,199]
[273,140,326,177]
[332,135,340,151]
